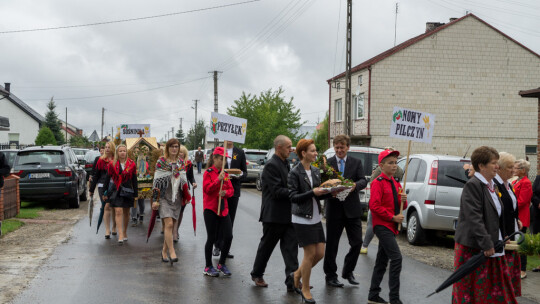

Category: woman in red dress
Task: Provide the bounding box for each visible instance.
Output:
[512,159,533,278]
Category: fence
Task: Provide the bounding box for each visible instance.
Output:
[0,175,20,220]
[0,142,34,150]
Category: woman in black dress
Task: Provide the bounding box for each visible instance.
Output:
[103,144,138,245]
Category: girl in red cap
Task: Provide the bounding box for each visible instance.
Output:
[202,147,235,277]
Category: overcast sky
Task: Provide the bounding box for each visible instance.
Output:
[2,0,539,142]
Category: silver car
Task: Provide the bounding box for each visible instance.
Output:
[398,154,471,245]
[243,149,268,184]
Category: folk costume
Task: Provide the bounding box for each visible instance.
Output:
[153,157,190,220]
[452,172,516,304]
[512,175,532,274]
[103,158,138,208]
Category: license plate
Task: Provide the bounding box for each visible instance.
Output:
[29,173,50,179]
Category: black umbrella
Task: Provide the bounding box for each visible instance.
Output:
[88,193,94,227]
[427,230,524,298]
[95,200,105,234]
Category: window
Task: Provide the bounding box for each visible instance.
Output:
[525,145,537,155]
[336,81,341,92]
[405,158,420,183]
[353,94,365,119]
[8,133,19,144]
[415,160,427,182]
[334,99,343,121]
[358,75,363,86]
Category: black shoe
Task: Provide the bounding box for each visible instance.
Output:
[111,231,117,236]
[226,252,234,259]
[368,295,389,304]
[326,278,344,288]
[105,234,111,239]
[170,257,178,266]
[213,247,221,257]
[161,253,169,263]
[389,299,402,304]
[342,273,359,285]
[300,291,316,303]
[286,272,298,292]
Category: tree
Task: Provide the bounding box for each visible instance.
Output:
[227,87,305,149]
[185,120,206,150]
[44,98,65,145]
[312,113,329,153]
[70,135,91,148]
[175,128,186,145]
[35,127,57,146]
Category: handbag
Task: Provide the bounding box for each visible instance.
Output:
[119,186,135,199]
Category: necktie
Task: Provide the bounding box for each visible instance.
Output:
[339,159,345,174]
[388,179,400,215]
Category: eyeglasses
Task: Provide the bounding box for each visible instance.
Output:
[170,145,180,148]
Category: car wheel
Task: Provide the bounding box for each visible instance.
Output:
[69,186,80,209]
[256,176,262,191]
[80,183,88,201]
[406,210,426,245]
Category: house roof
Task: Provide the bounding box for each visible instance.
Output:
[519,88,540,98]
[0,84,45,124]
[327,14,540,83]
[61,125,78,137]
[126,137,159,151]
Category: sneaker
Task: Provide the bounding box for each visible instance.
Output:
[131,218,138,227]
[390,300,403,304]
[203,266,219,277]
[360,247,368,254]
[217,264,232,277]
[368,295,389,304]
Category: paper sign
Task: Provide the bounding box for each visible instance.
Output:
[207,112,247,144]
[116,124,151,139]
[389,107,435,144]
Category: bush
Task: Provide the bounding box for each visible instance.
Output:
[35,127,57,145]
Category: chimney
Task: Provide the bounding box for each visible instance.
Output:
[425,22,445,33]
[449,18,457,22]
[4,83,10,92]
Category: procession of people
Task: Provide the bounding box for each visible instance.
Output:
[79,132,540,304]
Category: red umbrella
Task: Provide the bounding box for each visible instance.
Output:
[146,188,161,243]
[191,188,196,236]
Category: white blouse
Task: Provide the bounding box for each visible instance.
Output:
[475,172,504,258]
[292,169,322,225]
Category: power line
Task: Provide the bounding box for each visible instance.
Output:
[0,0,261,34]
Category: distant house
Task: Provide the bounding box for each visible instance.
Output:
[60,120,83,142]
[0,83,44,146]
[327,14,540,175]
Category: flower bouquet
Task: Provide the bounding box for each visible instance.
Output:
[312,155,355,201]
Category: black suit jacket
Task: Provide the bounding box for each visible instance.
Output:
[0,152,10,189]
[493,178,518,237]
[223,146,248,198]
[531,176,540,234]
[325,155,367,219]
[259,154,291,224]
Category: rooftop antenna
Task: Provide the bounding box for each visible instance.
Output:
[394,3,399,46]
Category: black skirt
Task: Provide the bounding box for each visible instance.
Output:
[110,193,135,208]
[293,222,325,247]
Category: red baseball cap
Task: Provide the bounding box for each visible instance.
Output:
[212,146,231,158]
[378,149,400,165]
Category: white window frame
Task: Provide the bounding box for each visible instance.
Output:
[353,94,365,120]
[358,75,363,86]
[336,82,341,92]
[335,99,343,122]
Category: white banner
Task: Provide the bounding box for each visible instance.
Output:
[389,107,435,144]
[116,124,151,139]
[207,112,247,144]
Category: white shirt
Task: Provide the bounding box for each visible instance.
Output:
[227,147,233,168]
[475,172,504,257]
[495,174,519,240]
[292,169,321,225]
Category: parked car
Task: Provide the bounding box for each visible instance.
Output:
[83,150,102,181]
[243,149,268,184]
[398,154,471,245]
[0,149,19,167]
[255,148,298,191]
[72,148,90,161]
[11,145,88,208]
[323,146,385,214]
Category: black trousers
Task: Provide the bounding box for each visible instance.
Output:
[369,225,402,302]
[520,226,528,271]
[215,196,239,250]
[251,223,299,284]
[204,209,233,267]
[323,216,363,280]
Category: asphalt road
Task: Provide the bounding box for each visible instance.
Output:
[11,182,535,304]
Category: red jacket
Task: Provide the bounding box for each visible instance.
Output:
[203,166,234,217]
[369,172,408,235]
[512,176,532,227]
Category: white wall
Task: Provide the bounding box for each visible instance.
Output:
[0,98,40,145]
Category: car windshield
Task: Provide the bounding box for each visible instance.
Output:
[246,152,266,162]
[16,151,64,165]
[73,149,87,156]
[344,151,378,177]
[438,160,471,188]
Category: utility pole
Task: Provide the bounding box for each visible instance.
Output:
[101,107,104,140]
[211,70,222,148]
[179,118,183,131]
[344,0,352,136]
[394,3,399,46]
[192,100,199,150]
[65,107,68,145]
[171,127,174,139]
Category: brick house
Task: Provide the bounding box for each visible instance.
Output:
[327,14,540,174]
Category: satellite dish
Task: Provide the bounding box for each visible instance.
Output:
[355,85,361,96]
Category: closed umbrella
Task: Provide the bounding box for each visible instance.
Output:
[88,193,94,227]
[427,231,524,298]
[191,188,196,236]
[95,200,105,234]
[146,188,161,243]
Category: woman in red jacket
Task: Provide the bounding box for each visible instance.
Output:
[512,159,533,278]
[202,147,234,277]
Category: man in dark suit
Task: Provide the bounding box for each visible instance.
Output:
[214,141,248,258]
[323,134,368,287]
[250,135,298,289]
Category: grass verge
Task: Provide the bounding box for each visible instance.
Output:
[16,201,46,219]
[1,219,25,235]
[527,255,540,271]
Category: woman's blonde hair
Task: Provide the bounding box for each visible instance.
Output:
[114,144,127,163]
[101,141,116,160]
[497,152,515,170]
[179,145,189,161]
[515,159,531,174]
